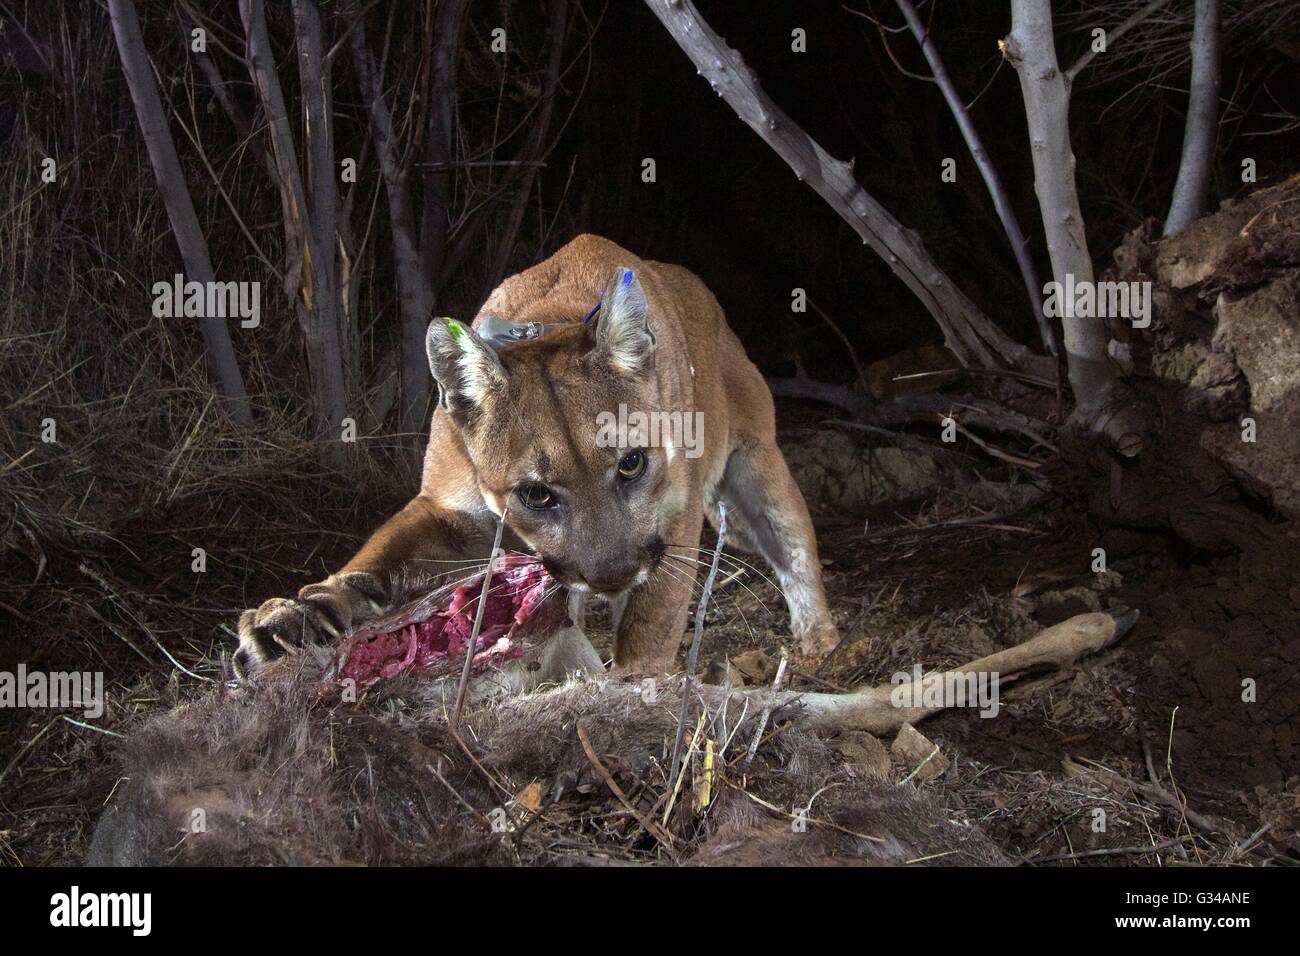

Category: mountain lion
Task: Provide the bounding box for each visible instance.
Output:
[234,235,837,677]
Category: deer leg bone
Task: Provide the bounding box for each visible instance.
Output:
[503,608,1138,737]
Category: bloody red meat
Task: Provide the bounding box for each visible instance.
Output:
[337,555,558,692]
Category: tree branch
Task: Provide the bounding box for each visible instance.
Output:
[891,0,1055,357]
[1065,0,1174,86]
[644,0,1051,377]
[1163,0,1222,236]
[352,16,432,437]
[108,0,252,427]
[1003,0,1145,452]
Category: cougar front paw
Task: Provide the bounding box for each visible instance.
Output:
[233,572,386,679]
[795,617,840,659]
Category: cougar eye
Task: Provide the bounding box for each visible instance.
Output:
[617,449,647,482]
[518,483,556,510]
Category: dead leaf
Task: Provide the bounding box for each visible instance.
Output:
[514,781,542,813]
[731,649,777,685]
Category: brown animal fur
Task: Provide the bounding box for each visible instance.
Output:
[235,235,837,678]
[87,653,1006,867]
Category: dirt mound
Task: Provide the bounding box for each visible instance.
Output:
[1112,175,1300,521]
[1131,538,1300,793]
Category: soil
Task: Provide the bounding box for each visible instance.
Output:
[2,406,1297,866]
[589,403,1300,864]
[4,449,1298,865]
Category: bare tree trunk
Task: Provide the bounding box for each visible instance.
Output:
[643,0,1050,378]
[240,0,347,464]
[420,0,471,301]
[352,20,432,441]
[293,0,353,395]
[107,0,253,428]
[484,0,568,293]
[1163,0,1221,236]
[1003,0,1144,453]
[893,0,1054,358]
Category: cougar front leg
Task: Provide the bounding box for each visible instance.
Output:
[613,495,704,673]
[715,438,839,657]
[233,496,482,679]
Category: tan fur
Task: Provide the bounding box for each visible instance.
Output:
[235,235,837,678]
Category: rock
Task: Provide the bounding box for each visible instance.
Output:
[1121,177,1300,522]
[780,430,940,513]
[891,723,949,782]
[1216,275,1300,413]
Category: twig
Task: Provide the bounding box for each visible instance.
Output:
[725,779,886,843]
[416,160,548,169]
[807,297,872,400]
[576,720,677,856]
[890,0,1054,356]
[1066,0,1174,86]
[1030,833,1193,863]
[896,744,942,785]
[0,717,58,787]
[1230,824,1271,860]
[661,712,705,827]
[941,414,1045,470]
[62,716,125,738]
[426,762,481,816]
[78,563,213,682]
[1140,730,1228,836]
[744,651,789,764]
[670,501,727,780]
[451,509,508,727]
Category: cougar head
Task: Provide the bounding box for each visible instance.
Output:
[426,267,685,596]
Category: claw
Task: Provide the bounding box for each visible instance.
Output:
[272,633,302,656]
[313,614,342,641]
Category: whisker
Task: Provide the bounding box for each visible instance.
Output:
[408,557,498,566]
[655,559,704,600]
[663,552,775,611]
[656,558,759,644]
[537,583,566,609]
[662,543,785,597]
[687,550,783,597]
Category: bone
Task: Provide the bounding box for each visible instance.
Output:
[506,608,1138,736]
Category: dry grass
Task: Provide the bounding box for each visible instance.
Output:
[0,7,418,865]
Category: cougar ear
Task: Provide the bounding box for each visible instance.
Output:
[591,267,655,375]
[426,317,506,424]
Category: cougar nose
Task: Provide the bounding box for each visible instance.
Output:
[581,560,641,595]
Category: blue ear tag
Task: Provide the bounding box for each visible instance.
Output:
[583,292,603,323]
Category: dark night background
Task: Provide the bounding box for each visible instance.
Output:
[530,1,1298,379]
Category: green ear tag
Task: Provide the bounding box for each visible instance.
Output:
[446,318,464,345]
